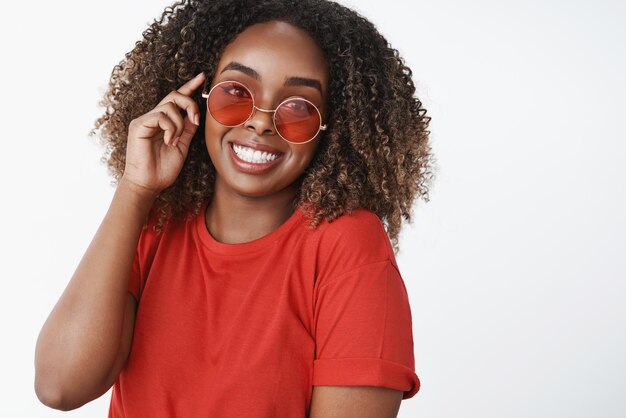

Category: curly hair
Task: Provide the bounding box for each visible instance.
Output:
[89,0,436,255]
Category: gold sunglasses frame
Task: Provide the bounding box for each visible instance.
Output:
[201,80,327,145]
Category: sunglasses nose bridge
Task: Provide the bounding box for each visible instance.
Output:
[243,104,278,136]
[253,105,276,114]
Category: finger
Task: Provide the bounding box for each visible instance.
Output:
[177,72,206,126]
[172,111,199,149]
[177,71,206,97]
[156,88,203,127]
[134,111,178,146]
[149,101,185,140]
[159,71,206,104]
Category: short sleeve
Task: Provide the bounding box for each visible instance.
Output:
[312,259,420,399]
[126,211,161,303]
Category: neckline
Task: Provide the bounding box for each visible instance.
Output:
[195,201,306,255]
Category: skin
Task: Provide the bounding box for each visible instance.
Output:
[308,386,403,418]
[203,20,328,244]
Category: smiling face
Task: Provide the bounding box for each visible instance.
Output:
[203,20,329,199]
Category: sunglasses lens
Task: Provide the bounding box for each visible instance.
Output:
[275,98,322,143]
[207,81,253,126]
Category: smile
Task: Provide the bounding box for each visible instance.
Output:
[228,142,285,174]
[232,143,280,164]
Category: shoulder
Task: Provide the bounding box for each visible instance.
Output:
[319,208,386,237]
[316,208,390,251]
[136,206,172,255]
[313,208,396,281]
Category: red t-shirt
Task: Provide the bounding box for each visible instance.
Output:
[108,201,420,417]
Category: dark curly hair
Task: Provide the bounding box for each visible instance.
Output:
[89,0,436,255]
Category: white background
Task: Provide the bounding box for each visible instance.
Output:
[1,0,624,416]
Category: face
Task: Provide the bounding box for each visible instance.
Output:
[203,20,329,198]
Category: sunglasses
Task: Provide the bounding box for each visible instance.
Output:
[201,80,327,144]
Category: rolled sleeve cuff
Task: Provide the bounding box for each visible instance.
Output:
[312,357,421,399]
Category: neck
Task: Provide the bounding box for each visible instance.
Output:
[205,176,299,244]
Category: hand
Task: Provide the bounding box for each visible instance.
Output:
[120,71,206,197]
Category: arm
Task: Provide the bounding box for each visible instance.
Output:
[34,179,157,410]
[308,386,403,418]
[309,212,420,416]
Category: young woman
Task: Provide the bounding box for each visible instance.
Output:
[35,0,434,416]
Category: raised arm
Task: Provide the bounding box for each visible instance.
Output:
[34,71,205,410]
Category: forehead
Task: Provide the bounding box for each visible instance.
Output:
[215,21,328,89]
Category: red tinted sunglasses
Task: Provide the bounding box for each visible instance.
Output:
[201,80,327,144]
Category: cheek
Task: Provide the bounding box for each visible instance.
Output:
[204,121,231,166]
[290,141,321,170]
[303,139,322,160]
[204,120,229,146]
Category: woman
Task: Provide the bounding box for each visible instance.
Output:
[34,0,434,416]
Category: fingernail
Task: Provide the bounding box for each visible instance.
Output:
[196,72,204,79]
[173,136,180,146]
[194,114,200,125]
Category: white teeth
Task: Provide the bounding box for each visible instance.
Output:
[232,143,279,164]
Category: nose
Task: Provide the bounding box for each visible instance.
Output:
[244,105,276,136]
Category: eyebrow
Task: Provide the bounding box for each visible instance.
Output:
[220,61,323,97]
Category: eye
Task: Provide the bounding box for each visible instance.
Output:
[282,99,311,115]
[221,83,251,98]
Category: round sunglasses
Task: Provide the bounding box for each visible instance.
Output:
[201,80,327,144]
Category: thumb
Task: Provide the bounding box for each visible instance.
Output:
[174,113,200,150]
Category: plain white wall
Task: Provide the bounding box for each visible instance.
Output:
[1,0,624,416]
